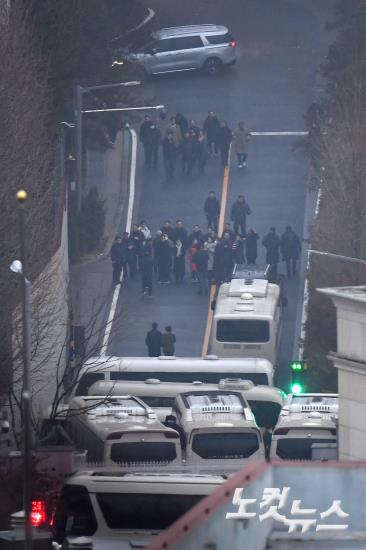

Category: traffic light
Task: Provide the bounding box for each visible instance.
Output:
[290,361,307,393]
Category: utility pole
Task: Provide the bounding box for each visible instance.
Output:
[16,190,33,550]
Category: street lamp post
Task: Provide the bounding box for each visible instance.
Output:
[308,248,366,267]
[12,190,33,550]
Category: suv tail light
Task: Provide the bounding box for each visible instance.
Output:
[229,41,236,48]
[31,500,47,527]
[274,428,289,435]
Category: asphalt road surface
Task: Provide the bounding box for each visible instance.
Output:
[85,0,335,391]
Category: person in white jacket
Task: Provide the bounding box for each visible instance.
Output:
[139,220,151,240]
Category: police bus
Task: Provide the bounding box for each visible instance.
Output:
[270,393,338,460]
[171,390,264,465]
[210,265,282,367]
[87,378,285,429]
[72,355,274,398]
[66,395,182,466]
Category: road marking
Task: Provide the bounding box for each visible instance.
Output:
[201,147,232,357]
[250,131,308,136]
[100,127,137,356]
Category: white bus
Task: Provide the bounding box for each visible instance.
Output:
[270,393,338,460]
[66,395,182,466]
[53,471,226,549]
[72,355,274,398]
[172,390,264,465]
[210,269,282,366]
[87,378,285,429]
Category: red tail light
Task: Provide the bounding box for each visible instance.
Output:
[31,500,47,527]
[229,41,236,48]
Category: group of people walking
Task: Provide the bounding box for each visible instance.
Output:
[145,322,176,357]
[110,189,302,300]
[139,111,251,182]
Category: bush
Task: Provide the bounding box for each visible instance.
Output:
[68,188,105,260]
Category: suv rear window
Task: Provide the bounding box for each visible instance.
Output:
[192,432,259,459]
[97,493,204,530]
[217,320,270,343]
[53,485,97,542]
[110,441,177,463]
[206,32,234,45]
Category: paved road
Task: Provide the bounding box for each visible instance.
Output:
[92,0,334,390]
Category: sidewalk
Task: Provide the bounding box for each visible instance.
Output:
[70,129,131,349]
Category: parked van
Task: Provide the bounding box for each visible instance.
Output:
[87,378,285,428]
[66,395,181,465]
[72,356,274,398]
[53,471,226,549]
[171,390,264,465]
[124,24,237,76]
[270,393,338,460]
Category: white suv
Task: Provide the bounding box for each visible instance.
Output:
[52,471,225,549]
[126,24,237,76]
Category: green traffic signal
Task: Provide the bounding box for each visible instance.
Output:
[291,382,303,394]
[290,361,304,371]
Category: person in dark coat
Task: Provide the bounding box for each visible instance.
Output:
[140,238,154,296]
[203,111,220,156]
[120,232,136,279]
[231,234,245,264]
[162,326,176,356]
[230,195,251,236]
[193,245,210,295]
[143,122,161,168]
[280,226,302,277]
[262,227,281,277]
[181,131,198,177]
[173,239,185,283]
[214,233,233,283]
[188,119,201,139]
[197,131,208,175]
[217,120,232,166]
[181,132,192,176]
[245,229,259,264]
[130,223,145,272]
[160,220,174,240]
[145,322,162,357]
[223,222,235,241]
[110,236,124,285]
[175,112,189,136]
[172,220,189,251]
[155,234,172,283]
[188,225,204,247]
[162,133,178,183]
[204,191,220,231]
[139,115,152,165]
